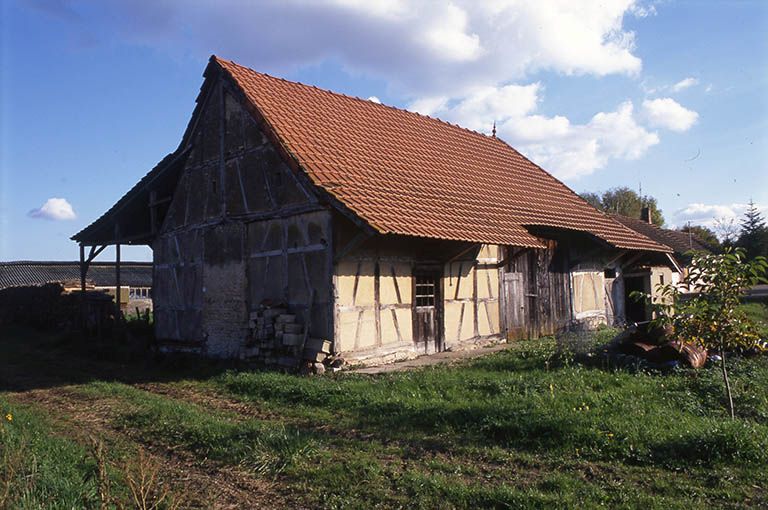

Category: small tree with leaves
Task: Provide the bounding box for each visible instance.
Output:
[647,248,767,419]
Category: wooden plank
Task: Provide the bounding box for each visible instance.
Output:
[453,261,463,300]
[218,82,227,215]
[249,243,327,259]
[390,265,403,304]
[337,304,409,312]
[262,158,277,209]
[352,260,361,305]
[391,308,403,343]
[354,309,364,350]
[374,260,381,347]
[235,159,250,212]
[473,261,479,338]
[282,221,289,302]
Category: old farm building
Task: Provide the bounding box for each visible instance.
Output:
[73,56,674,365]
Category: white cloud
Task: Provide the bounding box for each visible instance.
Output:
[670,77,698,92]
[28,197,77,221]
[411,87,659,180]
[367,96,381,103]
[35,0,667,180]
[642,98,699,132]
[46,0,646,97]
[673,202,768,230]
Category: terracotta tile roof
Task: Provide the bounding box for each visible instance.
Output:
[214,56,670,252]
[610,214,712,256]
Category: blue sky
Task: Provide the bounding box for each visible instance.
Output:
[1,0,766,262]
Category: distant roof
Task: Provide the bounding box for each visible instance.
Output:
[610,215,711,256]
[0,261,152,290]
[214,56,669,252]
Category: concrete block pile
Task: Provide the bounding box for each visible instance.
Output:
[243,305,333,372]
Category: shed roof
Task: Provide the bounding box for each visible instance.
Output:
[214,56,668,252]
[0,261,152,290]
[610,214,712,257]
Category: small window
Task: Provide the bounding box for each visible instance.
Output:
[659,274,665,285]
[415,276,437,307]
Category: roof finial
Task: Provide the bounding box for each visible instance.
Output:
[491,121,497,138]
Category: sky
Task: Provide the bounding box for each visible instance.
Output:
[1,0,766,262]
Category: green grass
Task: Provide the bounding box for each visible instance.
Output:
[80,382,315,476]
[0,398,103,509]
[740,302,768,337]
[2,325,768,508]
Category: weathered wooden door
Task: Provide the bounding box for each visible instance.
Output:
[413,273,442,353]
[503,271,526,339]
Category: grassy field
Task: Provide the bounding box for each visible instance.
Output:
[1,308,767,509]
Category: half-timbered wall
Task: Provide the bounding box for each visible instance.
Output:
[334,234,503,364]
[246,210,333,341]
[153,76,329,356]
[443,245,501,346]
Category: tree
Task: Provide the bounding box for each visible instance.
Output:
[678,224,721,252]
[579,187,665,226]
[580,192,603,210]
[714,217,739,249]
[736,200,768,260]
[647,248,768,419]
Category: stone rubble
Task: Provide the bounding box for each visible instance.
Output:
[242,304,335,373]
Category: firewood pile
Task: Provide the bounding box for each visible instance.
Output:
[243,304,338,374]
[588,323,714,370]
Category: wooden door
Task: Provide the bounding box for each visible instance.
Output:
[413,273,442,353]
[503,271,526,339]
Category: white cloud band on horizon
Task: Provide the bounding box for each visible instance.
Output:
[672,202,768,232]
[28,197,77,221]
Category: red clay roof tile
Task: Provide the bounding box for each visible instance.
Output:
[215,56,669,252]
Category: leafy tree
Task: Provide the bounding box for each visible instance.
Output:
[648,248,768,419]
[579,187,665,226]
[579,192,603,210]
[678,224,721,252]
[736,200,768,260]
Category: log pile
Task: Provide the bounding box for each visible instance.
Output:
[243,304,334,373]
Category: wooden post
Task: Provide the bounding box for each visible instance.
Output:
[115,225,122,325]
[79,244,87,293]
[80,243,86,330]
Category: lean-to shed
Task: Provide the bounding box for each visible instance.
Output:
[73,56,674,364]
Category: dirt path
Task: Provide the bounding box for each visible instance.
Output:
[5,385,290,509]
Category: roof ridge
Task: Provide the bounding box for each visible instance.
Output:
[211,55,499,143]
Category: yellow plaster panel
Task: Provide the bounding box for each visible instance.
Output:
[380,307,409,346]
[379,261,412,306]
[572,271,606,314]
[476,267,499,300]
[444,301,462,343]
[444,261,474,300]
[337,308,377,351]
